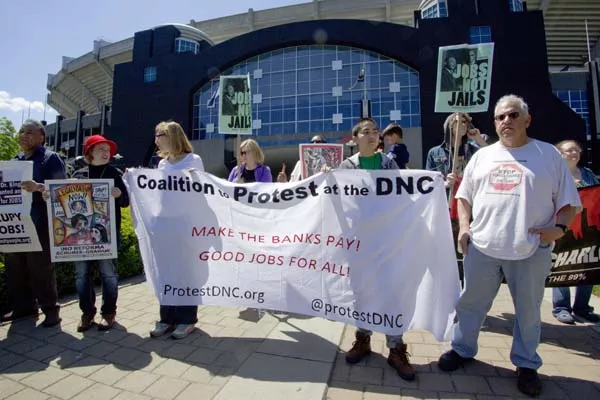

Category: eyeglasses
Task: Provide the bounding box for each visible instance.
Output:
[311,140,324,144]
[494,112,520,122]
[155,133,166,138]
[240,151,247,155]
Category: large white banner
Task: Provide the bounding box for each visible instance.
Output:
[435,43,495,113]
[45,179,118,262]
[125,169,461,340]
[0,161,42,252]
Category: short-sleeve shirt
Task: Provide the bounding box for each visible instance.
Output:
[157,153,205,172]
[456,139,581,260]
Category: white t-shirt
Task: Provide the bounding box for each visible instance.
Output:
[456,139,581,260]
[157,153,205,172]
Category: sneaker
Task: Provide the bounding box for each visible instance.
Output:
[573,310,600,323]
[553,310,575,324]
[345,331,371,364]
[388,343,415,381]
[150,322,174,337]
[517,367,542,397]
[77,314,95,332]
[98,313,116,331]
[171,324,195,340]
[41,310,62,327]
[438,349,473,372]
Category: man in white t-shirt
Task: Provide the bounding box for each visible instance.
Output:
[437,95,581,398]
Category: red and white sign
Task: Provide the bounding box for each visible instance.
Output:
[488,163,523,191]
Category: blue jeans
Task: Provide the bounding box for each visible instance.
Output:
[552,285,594,315]
[75,259,118,316]
[451,243,552,370]
[357,328,404,348]
[159,305,198,325]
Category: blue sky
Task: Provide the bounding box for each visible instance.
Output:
[0,0,305,129]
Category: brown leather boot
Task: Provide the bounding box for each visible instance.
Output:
[388,343,415,381]
[77,314,95,332]
[345,331,371,364]
[98,313,116,331]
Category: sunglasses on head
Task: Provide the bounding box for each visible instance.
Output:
[494,111,520,122]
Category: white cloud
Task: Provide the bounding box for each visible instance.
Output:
[0,90,48,113]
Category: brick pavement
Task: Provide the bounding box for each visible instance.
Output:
[326,287,600,400]
[1,277,599,400]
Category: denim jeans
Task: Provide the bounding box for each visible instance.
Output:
[159,305,198,325]
[552,285,594,315]
[357,328,404,348]
[450,243,552,369]
[75,259,118,316]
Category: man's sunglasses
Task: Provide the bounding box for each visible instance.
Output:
[494,111,520,122]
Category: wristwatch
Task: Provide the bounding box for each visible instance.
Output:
[555,224,568,234]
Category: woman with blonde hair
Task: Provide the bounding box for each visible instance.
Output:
[552,139,599,324]
[154,121,204,171]
[227,139,272,183]
[150,121,204,340]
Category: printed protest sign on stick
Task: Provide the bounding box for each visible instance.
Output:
[219,74,252,135]
[45,179,117,262]
[0,161,42,252]
[435,43,495,113]
[299,143,344,179]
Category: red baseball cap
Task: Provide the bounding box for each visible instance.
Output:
[83,135,117,157]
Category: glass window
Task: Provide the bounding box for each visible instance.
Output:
[469,26,492,44]
[554,90,590,138]
[192,45,421,140]
[509,0,524,12]
[421,1,448,19]
[175,38,200,54]
[143,66,157,83]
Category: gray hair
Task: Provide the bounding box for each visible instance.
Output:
[19,119,46,137]
[494,94,529,116]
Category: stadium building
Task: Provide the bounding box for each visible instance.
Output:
[44,0,600,176]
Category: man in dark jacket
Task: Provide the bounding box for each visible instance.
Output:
[2,120,66,326]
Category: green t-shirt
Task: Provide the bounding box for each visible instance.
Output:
[358,153,382,170]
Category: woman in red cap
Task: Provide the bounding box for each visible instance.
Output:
[73,135,129,332]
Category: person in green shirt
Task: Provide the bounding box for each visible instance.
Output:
[338,118,415,381]
[339,118,398,170]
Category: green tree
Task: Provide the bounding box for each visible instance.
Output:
[0,117,20,160]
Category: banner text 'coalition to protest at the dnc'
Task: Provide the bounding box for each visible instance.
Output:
[134,173,437,204]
